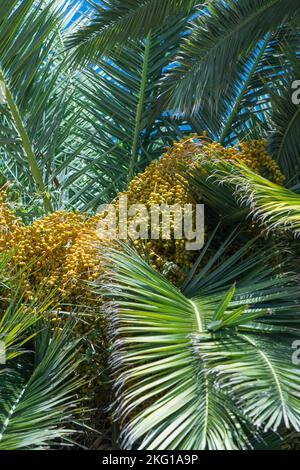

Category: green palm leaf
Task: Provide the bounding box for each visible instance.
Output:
[101,242,300,449]
[196,334,300,431]
[0,256,86,449]
[0,322,84,449]
[71,18,191,207]
[268,73,300,182]
[163,0,300,115]
[211,161,300,236]
[66,0,197,66]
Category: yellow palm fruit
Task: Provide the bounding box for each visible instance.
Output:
[237,140,285,185]
[0,136,286,402]
[0,136,285,299]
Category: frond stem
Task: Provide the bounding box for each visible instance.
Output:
[191,300,203,332]
[219,33,270,145]
[128,31,152,182]
[0,69,53,213]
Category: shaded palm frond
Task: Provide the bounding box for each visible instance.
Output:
[163,0,300,116]
[268,75,300,183]
[0,254,55,364]
[66,0,197,66]
[180,157,245,224]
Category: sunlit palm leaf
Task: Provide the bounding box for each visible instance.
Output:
[211,161,300,236]
[101,243,300,450]
[0,254,85,449]
[0,322,84,449]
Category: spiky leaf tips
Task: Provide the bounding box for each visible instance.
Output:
[208,160,300,237]
[0,324,84,450]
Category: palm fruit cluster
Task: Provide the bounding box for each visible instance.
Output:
[0,136,286,402]
[193,138,285,185]
[0,194,107,395]
[0,136,285,300]
[0,206,102,302]
[237,140,285,185]
[112,137,199,283]
[108,136,285,283]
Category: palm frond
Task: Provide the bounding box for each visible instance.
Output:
[0,0,122,213]
[163,0,300,116]
[211,161,300,236]
[217,27,300,146]
[71,18,192,208]
[0,254,54,364]
[268,74,300,183]
[0,320,84,449]
[101,243,300,450]
[66,0,197,66]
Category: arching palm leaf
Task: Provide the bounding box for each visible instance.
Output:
[164,0,300,115]
[72,17,193,208]
[0,255,86,449]
[66,0,197,66]
[210,162,300,236]
[268,74,300,182]
[0,322,84,449]
[0,0,125,213]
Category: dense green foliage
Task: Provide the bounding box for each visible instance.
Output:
[0,0,299,451]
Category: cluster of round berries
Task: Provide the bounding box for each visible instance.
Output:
[0,136,286,400]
